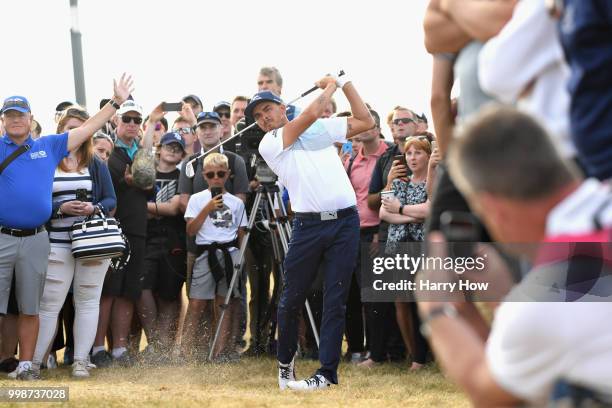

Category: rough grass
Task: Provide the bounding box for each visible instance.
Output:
[0,357,468,407]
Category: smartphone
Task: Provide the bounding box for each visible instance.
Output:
[161,102,183,112]
[341,141,353,156]
[75,188,88,202]
[210,187,223,198]
[393,154,407,166]
[431,140,438,151]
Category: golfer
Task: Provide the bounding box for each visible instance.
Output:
[245,73,374,390]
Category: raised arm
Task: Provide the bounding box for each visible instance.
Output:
[343,81,375,138]
[430,55,455,158]
[424,0,471,53]
[280,77,338,149]
[142,103,166,151]
[67,74,133,152]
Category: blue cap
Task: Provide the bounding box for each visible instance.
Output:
[245,91,283,121]
[160,132,185,149]
[1,96,31,114]
[196,111,221,126]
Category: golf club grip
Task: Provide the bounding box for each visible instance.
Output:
[299,70,345,98]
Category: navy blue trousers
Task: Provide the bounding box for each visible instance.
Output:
[277,210,360,384]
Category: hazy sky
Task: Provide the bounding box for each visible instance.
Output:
[2,0,433,137]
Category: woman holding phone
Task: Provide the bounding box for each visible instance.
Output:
[32,106,116,378]
[376,136,440,371]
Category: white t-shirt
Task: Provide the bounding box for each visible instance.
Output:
[486,179,612,404]
[184,190,247,245]
[258,117,357,212]
[487,302,612,405]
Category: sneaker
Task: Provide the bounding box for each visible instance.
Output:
[278,359,296,390]
[85,356,97,370]
[287,374,331,391]
[0,357,19,373]
[72,360,90,378]
[91,350,112,368]
[7,368,17,379]
[16,363,41,381]
[64,347,74,365]
[112,351,133,367]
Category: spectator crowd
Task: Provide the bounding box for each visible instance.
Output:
[1,0,611,405]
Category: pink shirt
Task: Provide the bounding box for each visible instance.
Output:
[345,141,389,228]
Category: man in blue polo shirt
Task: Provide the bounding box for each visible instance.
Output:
[0,74,133,380]
[247,73,374,390]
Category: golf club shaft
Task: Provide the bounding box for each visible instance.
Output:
[187,69,345,172]
[286,70,345,106]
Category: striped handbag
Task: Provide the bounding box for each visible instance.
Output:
[70,207,126,260]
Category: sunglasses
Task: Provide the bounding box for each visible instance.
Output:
[121,116,143,125]
[173,127,193,134]
[393,118,416,126]
[162,144,183,153]
[204,170,227,179]
[216,111,231,119]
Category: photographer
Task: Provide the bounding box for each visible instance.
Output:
[247,73,374,390]
[421,106,612,406]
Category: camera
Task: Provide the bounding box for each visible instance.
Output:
[234,118,278,184]
[235,117,266,156]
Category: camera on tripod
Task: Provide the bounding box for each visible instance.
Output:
[235,118,277,184]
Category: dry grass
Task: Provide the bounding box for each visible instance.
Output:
[0,357,468,407]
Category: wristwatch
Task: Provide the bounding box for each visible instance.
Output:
[399,204,404,215]
[420,303,458,338]
[109,99,121,110]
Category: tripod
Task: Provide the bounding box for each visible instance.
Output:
[208,182,320,360]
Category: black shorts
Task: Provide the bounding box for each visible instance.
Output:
[426,164,491,241]
[102,234,146,301]
[142,236,186,301]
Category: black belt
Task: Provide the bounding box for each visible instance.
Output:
[294,206,357,221]
[0,225,46,237]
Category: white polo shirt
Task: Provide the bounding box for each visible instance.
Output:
[258,117,357,213]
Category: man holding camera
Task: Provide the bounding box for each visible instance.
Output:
[246,73,374,390]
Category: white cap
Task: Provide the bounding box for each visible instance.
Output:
[117,100,143,116]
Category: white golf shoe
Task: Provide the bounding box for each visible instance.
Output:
[287,374,331,391]
[278,358,296,390]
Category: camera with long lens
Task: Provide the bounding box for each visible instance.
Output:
[235,118,277,184]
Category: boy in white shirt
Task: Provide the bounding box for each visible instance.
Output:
[182,153,247,361]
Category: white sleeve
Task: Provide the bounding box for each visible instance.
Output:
[485,302,566,403]
[478,0,563,103]
[321,117,349,144]
[258,128,285,167]
[184,193,206,220]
